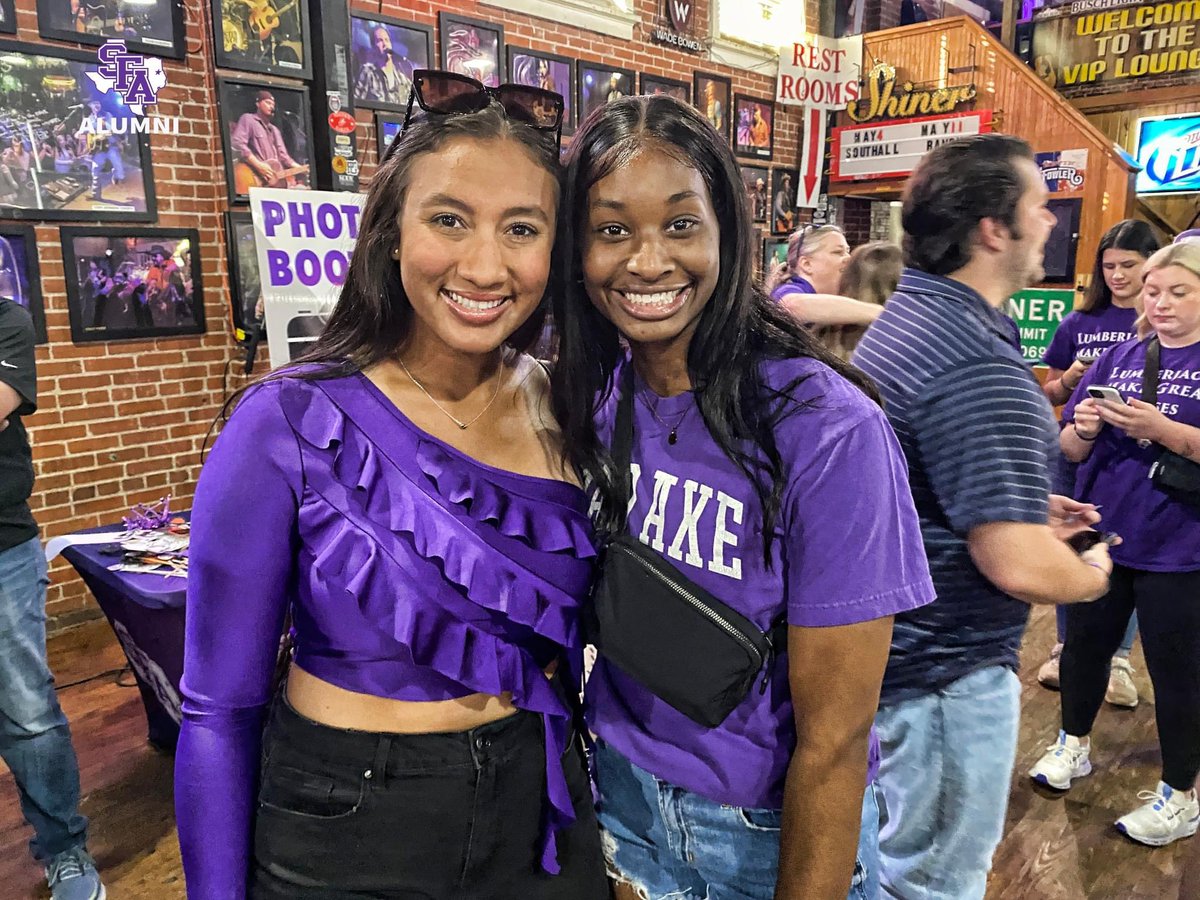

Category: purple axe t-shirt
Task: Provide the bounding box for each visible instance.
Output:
[1064,336,1200,572]
[1043,305,1139,371]
[587,356,935,810]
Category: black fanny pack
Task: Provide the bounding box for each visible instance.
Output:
[588,367,786,729]
[1142,338,1200,509]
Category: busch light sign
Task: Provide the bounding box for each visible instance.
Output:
[1135,113,1200,195]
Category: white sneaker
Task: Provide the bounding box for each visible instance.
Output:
[1038,643,1063,689]
[1029,731,1092,790]
[1105,656,1139,708]
[1115,782,1200,847]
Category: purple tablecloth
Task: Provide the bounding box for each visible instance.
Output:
[61,522,187,750]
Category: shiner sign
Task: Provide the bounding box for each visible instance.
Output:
[777,35,863,209]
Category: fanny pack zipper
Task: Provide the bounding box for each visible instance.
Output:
[613,542,764,669]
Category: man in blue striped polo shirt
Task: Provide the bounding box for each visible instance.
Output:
[853,134,1115,900]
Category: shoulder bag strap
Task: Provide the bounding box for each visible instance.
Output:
[1142,337,1161,405]
[610,364,636,534]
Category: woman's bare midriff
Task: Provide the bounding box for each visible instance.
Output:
[285,660,558,734]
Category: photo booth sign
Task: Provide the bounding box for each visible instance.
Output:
[249,187,365,367]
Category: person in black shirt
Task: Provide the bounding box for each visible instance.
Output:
[0,299,105,900]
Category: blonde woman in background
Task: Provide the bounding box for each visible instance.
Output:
[767,225,886,329]
[816,241,902,360]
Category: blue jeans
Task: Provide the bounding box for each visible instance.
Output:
[0,537,88,861]
[1056,605,1137,657]
[874,665,1020,900]
[594,740,880,899]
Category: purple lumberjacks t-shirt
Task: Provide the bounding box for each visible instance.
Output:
[587,356,935,809]
[1043,305,1138,371]
[1064,336,1200,571]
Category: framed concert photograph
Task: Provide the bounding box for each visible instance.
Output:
[225,211,262,342]
[212,0,311,79]
[0,40,156,222]
[0,225,46,344]
[350,13,432,113]
[438,12,502,87]
[640,74,690,104]
[577,62,635,126]
[0,0,17,34]
[734,94,775,160]
[694,72,731,144]
[741,165,769,225]
[507,47,575,135]
[771,167,799,235]
[37,0,186,59]
[375,112,403,160]
[763,236,789,275]
[61,227,205,344]
[217,78,313,204]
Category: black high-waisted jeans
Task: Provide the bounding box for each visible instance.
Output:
[249,699,608,899]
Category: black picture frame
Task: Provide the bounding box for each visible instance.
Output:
[36,0,186,59]
[577,62,635,126]
[1044,197,1082,284]
[0,40,157,222]
[741,164,769,225]
[374,111,404,161]
[771,167,799,235]
[61,226,205,343]
[0,0,17,34]
[349,13,432,113]
[0,225,46,344]
[224,211,261,341]
[694,72,731,144]
[640,73,690,104]
[212,0,312,79]
[507,46,575,136]
[733,94,775,160]
[437,12,503,88]
[217,77,314,205]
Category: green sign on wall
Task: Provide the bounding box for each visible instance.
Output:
[1010,288,1074,365]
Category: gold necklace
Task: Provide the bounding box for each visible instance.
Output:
[639,392,691,445]
[397,355,505,430]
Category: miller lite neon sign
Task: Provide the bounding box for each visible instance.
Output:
[1135,113,1200,196]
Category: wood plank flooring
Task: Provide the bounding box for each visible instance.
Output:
[0,608,1195,898]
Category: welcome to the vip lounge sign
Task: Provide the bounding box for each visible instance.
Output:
[1031,0,1200,98]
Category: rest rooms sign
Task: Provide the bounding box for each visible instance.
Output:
[831,111,993,181]
[1011,288,1074,365]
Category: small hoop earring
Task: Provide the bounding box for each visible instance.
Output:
[391,247,400,260]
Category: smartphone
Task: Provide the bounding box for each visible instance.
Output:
[1076,349,1102,363]
[1066,530,1120,553]
[1087,386,1126,404]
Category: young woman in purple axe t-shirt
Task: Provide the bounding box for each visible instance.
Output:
[1030,241,1200,848]
[551,96,935,900]
[174,85,609,898]
[1036,220,1161,703]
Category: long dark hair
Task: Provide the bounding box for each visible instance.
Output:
[551,95,879,561]
[1079,219,1160,313]
[223,101,561,413]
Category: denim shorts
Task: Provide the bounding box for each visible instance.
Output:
[594,740,879,900]
[249,699,608,899]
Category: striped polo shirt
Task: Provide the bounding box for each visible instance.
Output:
[852,269,1060,703]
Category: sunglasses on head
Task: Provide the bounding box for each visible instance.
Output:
[383,69,564,164]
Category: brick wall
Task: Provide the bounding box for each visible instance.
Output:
[19,0,823,633]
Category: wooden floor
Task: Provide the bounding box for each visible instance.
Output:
[1,609,1197,898]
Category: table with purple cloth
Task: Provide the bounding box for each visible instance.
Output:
[60,522,187,751]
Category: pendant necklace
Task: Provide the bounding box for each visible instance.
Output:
[640,392,691,445]
[397,355,505,430]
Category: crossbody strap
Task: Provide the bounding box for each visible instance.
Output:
[1141,336,1161,405]
[610,364,636,533]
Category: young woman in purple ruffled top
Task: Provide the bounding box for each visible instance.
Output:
[174,74,607,898]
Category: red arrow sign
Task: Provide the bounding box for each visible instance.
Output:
[798,107,826,209]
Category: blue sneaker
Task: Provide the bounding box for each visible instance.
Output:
[45,848,106,900]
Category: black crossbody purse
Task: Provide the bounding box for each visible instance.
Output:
[1142,337,1200,509]
[588,367,787,729]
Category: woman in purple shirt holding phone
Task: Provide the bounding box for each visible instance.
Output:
[174,73,607,898]
[1037,219,1160,701]
[552,96,934,900]
[1030,241,1200,848]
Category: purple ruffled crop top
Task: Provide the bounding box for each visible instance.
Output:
[175,370,596,898]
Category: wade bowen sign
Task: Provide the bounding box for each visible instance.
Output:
[651,0,704,52]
